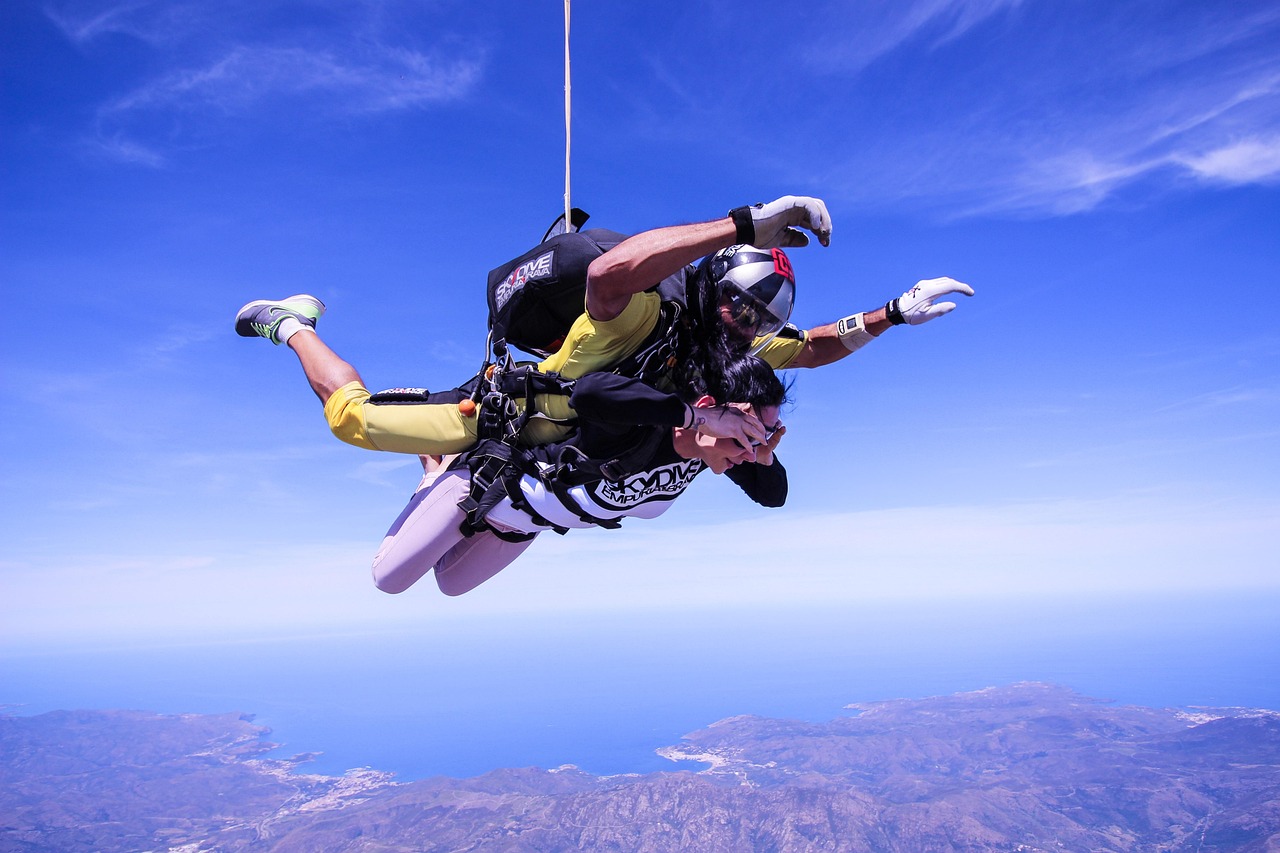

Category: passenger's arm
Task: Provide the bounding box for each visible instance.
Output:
[569,373,766,447]
[724,457,788,508]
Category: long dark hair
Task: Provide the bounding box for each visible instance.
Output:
[678,352,787,411]
[669,259,755,400]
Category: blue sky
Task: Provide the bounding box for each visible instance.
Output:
[2,0,1278,649]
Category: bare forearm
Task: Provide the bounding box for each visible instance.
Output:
[788,306,892,368]
[586,218,736,320]
[788,273,975,369]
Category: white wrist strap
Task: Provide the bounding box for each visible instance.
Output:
[836,312,874,353]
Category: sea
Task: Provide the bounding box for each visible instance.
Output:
[3,591,1278,781]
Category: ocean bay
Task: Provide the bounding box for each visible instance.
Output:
[3,591,1278,781]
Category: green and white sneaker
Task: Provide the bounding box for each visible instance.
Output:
[235,294,326,345]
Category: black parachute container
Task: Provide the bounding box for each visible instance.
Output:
[484,210,692,360]
[485,219,627,358]
[483,206,629,358]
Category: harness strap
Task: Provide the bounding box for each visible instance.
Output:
[457,441,573,539]
[503,469,572,535]
[456,444,516,533]
[492,364,577,400]
[458,444,550,542]
[459,427,669,538]
[456,318,683,538]
[535,446,621,528]
[546,470,622,530]
[551,429,665,487]
[609,300,684,386]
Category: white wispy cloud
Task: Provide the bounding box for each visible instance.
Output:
[46,2,484,165]
[95,45,479,135]
[44,0,207,47]
[807,2,1280,216]
[132,325,224,366]
[5,487,1276,645]
[516,492,1280,613]
[87,134,168,168]
[0,540,383,645]
[1151,385,1280,416]
[977,76,1280,215]
[1177,136,1280,184]
[807,0,1025,75]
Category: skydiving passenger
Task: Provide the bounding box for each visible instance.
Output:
[370,355,788,596]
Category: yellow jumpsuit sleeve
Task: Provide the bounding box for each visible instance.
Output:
[538,292,662,380]
[757,332,808,370]
[324,381,480,454]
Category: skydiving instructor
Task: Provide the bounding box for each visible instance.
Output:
[237,195,975,457]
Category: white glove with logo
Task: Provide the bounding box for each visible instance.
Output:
[886,277,975,326]
[729,196,832,248]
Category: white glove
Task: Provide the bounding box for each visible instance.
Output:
[730,195,832,248]
[886,277,975,326]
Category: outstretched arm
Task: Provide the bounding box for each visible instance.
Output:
[786,276,975,369]
[586,219,734,321]
[571,372,768,449]
[586,196,833,322]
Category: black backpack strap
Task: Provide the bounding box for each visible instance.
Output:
[541,208,591,242]
[486,365,580,442]
[453,353,588,540]
[492,365,578,403]
[531,446,619,529]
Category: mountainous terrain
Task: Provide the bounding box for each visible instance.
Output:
[3,683,1278,851]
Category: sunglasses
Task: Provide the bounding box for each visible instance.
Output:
[752,421,783,447]
[735,421,784,450]
[720,292,765,336]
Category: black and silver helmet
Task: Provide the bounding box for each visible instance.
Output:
[704,245,796,353]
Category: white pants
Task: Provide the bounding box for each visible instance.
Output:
[371,470,536,596]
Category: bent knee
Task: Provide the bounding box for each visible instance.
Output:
[324,382,379,450]
[373,577,411,595]
[371,564,416,595]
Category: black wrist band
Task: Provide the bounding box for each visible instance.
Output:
[885,298,906,325]
[729,206,756,245]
